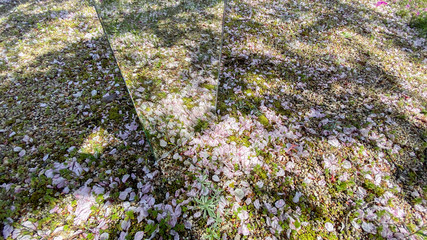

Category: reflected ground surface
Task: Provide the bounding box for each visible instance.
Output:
[96,0,224,159]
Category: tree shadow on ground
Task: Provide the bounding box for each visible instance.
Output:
[219,0,426,168]
[0,3,153,236]
[92,0,426,238]
[1,0,426,239]
[100,0,221,47]
[0,0,32,18]
[213,0,426,237]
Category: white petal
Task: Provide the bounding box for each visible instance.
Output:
[275,199,285,208]
[237,210,249,220]
[119,232,127,240]
[241,223,250,236]
[254,199,260,210]
[2,224,13,239]
[212,175,220,182]
[362,222,376,233]
[13,147,22,152]
[325,222,334,232]
[134,231,144,240]
[234,188,245,200]
[93,186,104,195]
[122,174,130,183]
[121,220,130,231]
[100,233,109,240]
[342,160,352,169]
[22,221,37,230]
[184,221,192,229]
[194,211,202,218]
[292,192,302,203]
[19,150,26,157]
[276,168,285,177]
[328,138,341,148]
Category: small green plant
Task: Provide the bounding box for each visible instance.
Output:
[198,174,212,193]
[195,195,218,219]
[193,181,223,239]
[194,119,209,133]
[204,224,221,240]
[410,12,427,36]
[341,31,352,39]
[405,225,427,239]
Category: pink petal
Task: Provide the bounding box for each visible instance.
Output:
[376,1,388,6]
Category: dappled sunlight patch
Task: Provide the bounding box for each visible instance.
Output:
[350,30,426,88]
[79,127,116,157]
[1,0,426,239]
[0,16,7,25]
[0,0,104,86]
[213,0,427,238]
[0,0,153,239]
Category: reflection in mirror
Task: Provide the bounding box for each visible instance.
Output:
[95,0,224,159]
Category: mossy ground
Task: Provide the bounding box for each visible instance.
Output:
[1,0,426,239]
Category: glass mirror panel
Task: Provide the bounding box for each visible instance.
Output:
[95,0,225,159]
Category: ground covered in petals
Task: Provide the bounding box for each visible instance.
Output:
[1,0,426,239]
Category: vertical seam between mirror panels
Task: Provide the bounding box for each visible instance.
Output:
[215,0,228,116]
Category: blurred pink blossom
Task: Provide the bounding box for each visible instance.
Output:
[376,1,388,6]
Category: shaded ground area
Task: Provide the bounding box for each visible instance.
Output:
[211,0,427,238]
[0,0,152,238]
